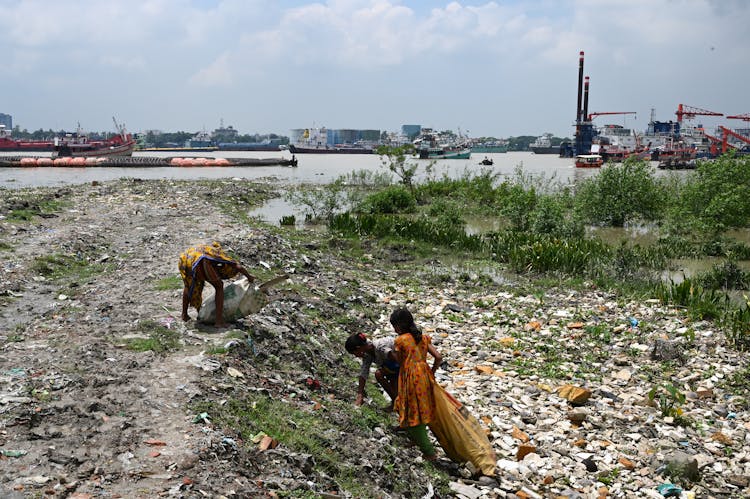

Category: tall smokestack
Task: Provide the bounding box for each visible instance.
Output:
[583,76,590,122]
[576,51,584,123]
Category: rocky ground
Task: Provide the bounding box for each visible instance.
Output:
[0,178,748,499]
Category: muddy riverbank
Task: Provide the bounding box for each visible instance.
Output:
[1,178,748,498]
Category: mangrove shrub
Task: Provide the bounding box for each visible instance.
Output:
[677,153,750,232]
[575,158,662,227]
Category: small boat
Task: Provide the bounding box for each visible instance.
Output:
[479,157,493,166]
[574,154,603,168]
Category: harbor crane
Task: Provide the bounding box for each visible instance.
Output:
[587,111,636,121]
[727,113,750,122]
[675,104,723,123]
[718,126,750,154]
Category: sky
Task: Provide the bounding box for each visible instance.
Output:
[1,0,748,139]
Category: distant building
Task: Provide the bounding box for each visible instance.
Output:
[291,127,380,146]
[0,113,12,130]
[401,124,421,140]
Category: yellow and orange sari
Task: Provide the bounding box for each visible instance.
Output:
[178,242,239,311]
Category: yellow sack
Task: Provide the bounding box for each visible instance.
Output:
[429,383,496,476]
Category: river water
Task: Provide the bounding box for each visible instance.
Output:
[1,150,640,189]
[2,150,747,280]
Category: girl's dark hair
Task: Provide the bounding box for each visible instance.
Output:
[390,307,422,344]
[345,332,368,353]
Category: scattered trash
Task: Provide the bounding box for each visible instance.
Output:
[159,317,175,329]
[192,412,210,424]
[144,439,167,446]
[629,317,639,328]
[258,435,278,451]
[226,367,244,378]
[305,377,321,390]
[656,483,683,497]
[1,449,27,457]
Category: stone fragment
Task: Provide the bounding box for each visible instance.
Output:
[517,443,537,461]
[557,384,592,405]
[512,425,530,443]
[696,388,714,400]
[567,409,588,424]
[710,431,733,445]
[618,456,635,470]
[662,451,700,482]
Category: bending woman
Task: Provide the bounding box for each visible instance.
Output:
[390,307,443,461]
[179,242,254,327]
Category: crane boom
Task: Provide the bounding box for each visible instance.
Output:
[675,104,723,123]
[727,113,750,122]
[587,111,636,121]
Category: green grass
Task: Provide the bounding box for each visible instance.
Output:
[31,253,114,283]
[125,320,181,353]
[190,393,439,498]
[154,275,183,291]
[3,193,68,222]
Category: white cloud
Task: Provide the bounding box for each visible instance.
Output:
[0,0,748,136]
[189,53,234,87]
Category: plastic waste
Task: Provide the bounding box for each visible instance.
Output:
[0,449,27,457]
[656,483,683,497]
[198,274,289,324]
[192,412,210,424]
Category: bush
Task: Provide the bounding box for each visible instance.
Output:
[529,194,584,238]
[677,153,750,232]
[575,158,662,227]
[360,186,416,214]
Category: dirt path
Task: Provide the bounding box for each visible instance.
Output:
[1,179,277,497]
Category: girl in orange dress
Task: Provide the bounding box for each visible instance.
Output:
[390,307,443,461]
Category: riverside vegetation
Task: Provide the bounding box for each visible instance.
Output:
[0,153,748,498]
[288,151,750,352]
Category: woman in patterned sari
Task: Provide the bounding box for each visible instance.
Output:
[390,307,443,461]
[179,242,254,327]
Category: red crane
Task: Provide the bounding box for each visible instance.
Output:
[675,104,723,123]
[718,126,750,153]
[587,111,636,121]
[727,113,750,122]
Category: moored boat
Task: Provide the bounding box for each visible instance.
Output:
[415,146,471,160]
[413,128,471,160]
[574,154,603,168]
[53,118,136,158]
[0,125,55,152]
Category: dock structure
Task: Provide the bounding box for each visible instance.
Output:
[0,156,298,168]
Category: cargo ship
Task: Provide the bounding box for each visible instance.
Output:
[289,126,375,154]
[470,140,508,153]
[1,119,135,157]
[0,125,54,152]
[529,133,560,154]
[288,143,373,154]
